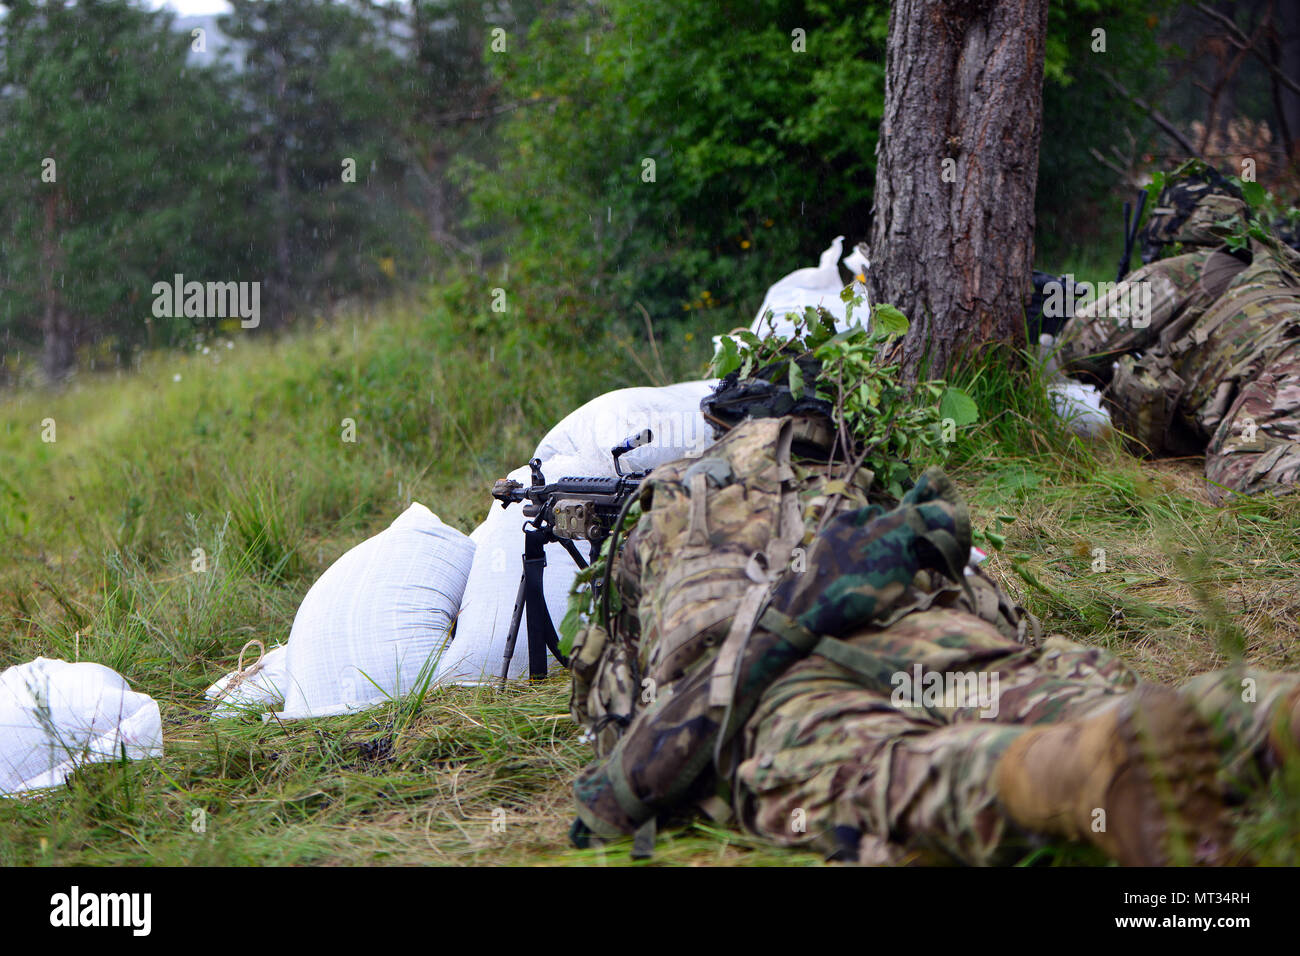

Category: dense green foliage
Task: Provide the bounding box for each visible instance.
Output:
[2,0,1278,381]
[469,0,888,328]
[0,0,514,379]
[473,0,1190,328]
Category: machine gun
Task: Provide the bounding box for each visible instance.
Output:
[490,429,653,687]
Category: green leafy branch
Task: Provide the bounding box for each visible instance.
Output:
[708,293,978,497]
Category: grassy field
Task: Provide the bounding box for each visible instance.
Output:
[2,287,1299,866]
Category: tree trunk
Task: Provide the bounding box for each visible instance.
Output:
[269,48,291,329]
[40,188,75,382]
[868,0,1048,381]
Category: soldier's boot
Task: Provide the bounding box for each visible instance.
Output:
[1267,685,1300,765]
[993,684,1232,865]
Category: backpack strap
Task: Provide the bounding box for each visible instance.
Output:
[708,419,805,711]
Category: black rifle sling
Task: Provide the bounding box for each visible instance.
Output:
[523,526,568,679]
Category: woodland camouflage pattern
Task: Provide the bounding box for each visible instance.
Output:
[1057,185,1300,502]
[569,416,1300,863]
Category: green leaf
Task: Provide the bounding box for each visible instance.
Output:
[1144,171,1167,206]
[558,602,583,657]
[710,334,742,378]
[979,529,1007,550]
[1239,179,1266,209]
[788,359,805,399]
[938,386,979,427]
[872,303,909,337]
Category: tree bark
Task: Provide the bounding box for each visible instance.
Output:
[40,187,76,382]
[867,0,1048,381]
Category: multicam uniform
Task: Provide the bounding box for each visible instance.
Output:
[569,416,1298,864]
[1057,208,1300,502]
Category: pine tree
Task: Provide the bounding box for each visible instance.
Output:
[0,0,252,380]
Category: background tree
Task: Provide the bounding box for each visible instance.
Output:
[221,0,417,322]
[469,0,889,329]
[866,0,1049,381]
[387,0,541,268]
[0,0,252,380]
[3,0,1294,382]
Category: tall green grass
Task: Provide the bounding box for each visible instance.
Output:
[0,286,1297,865]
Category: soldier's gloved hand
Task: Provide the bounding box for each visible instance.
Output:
[771,467,970,637]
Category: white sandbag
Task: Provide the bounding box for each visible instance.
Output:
[1038,335,1113,437]
[750,235,854,339]
[204,644,289,719]
[246,502,473,719]
[841,242,871,287]
[712,237,868,363]
[533,381,718,475]
[0,657,163,795]
[1049,380,1112,437]
[443,383,719,685]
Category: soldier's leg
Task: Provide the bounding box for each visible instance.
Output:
[1178,667,1300,787]
[917,602,1300,789]
[1204,341,1300,502]
[734,656,1032,865]
[818,607,1142,727]
[736,608,1231,865]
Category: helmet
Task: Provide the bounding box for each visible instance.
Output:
[701,353,836,445]
[1139,160,1249,263]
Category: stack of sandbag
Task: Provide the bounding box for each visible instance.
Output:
[206,502,473,719]
[0,657,163,794]
[438,381,718,685]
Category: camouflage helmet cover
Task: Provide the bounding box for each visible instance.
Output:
[1140,160,1249,263]
[701,353,835,442]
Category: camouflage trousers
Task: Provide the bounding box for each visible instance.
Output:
[1204,339,1300,502]
[733,607,1300,865]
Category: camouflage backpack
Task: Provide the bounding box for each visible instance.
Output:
[567,416,984,849]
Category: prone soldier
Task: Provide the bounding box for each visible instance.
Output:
[1056,161,1300,502]
[567,363,1300,865]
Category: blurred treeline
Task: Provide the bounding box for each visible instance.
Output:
[1,0,1296,383]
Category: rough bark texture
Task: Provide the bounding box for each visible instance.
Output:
[868,0,1049,381]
